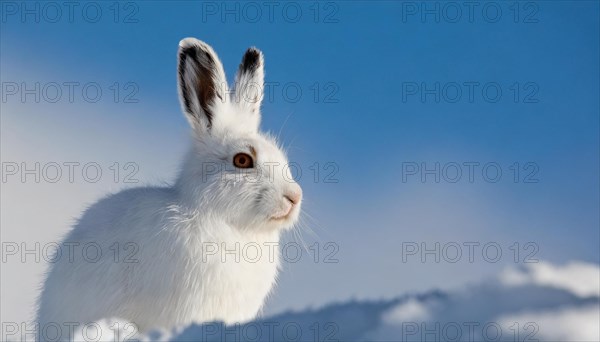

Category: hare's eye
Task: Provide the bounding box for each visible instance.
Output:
[233,153,254,169]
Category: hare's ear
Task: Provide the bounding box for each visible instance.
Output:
[178,38,227,133]
[234,47,264,117]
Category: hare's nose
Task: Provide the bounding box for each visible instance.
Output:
[284,186,302,205]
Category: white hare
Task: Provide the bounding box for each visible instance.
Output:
[36,38,302,339]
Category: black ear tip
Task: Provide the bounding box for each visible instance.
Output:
[178,41,218,73]
[246,46,262,55]
[179,45,197,61]
[241,47,263,73]
[179,38,201,56]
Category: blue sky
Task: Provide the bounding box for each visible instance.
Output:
[1,1,599,322]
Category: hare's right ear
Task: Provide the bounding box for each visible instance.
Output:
[178,38,227,133]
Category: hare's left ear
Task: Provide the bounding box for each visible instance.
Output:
[234,47,264,116]
[178,38,227,133]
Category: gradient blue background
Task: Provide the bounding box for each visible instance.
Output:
[1,0,598,323]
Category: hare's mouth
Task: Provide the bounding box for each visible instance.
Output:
[269,203,297,222]
[270,213,291,221]
[270,209,293,221]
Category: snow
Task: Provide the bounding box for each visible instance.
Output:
[6,260,599,341]
[137,260,600,341]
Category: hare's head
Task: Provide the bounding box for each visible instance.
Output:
[176,38,302,232]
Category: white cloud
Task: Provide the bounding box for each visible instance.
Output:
[497,304,600,341]
[382,298,431,324]
[500,261,600,298]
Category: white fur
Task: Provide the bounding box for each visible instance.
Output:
[36,38,302,339]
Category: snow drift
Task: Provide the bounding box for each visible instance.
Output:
[8,260,599,341]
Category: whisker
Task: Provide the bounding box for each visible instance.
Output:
[299,209,337,241]
[277,110,295,141]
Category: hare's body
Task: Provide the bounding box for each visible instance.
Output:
[37,38,302,337]
[37,187,279,332]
